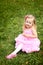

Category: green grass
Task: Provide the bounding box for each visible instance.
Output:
[0,0,43,65]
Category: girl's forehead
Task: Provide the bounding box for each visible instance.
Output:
[26,18,33,22]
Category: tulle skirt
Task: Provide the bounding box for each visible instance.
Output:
[15,34,40,53]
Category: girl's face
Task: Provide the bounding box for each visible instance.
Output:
[25,18,33,28]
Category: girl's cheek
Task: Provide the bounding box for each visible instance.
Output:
[29,24,32,26]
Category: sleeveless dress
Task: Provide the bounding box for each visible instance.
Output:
[15,28,40,53]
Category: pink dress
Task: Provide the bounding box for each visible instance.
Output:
[15,28,40,53]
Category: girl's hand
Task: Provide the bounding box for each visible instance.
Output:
[22,33,26,36]
[22,33,37,38]
[22,33,31,38]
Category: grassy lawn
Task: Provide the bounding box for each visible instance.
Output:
[0,0,43,65]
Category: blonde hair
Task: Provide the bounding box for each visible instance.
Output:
[23,14,37,30]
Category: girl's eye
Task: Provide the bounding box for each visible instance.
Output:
[26,21,28,23]
[25,21,32,24]
[28,22,31,24]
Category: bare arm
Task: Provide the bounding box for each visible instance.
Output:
[32,28,38,38]
[22,29,38,38]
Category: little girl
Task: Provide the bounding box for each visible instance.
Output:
[6,15,40,59]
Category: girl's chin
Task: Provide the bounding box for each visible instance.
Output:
[25,25,32,28]
[27,26,32,29]
[26,26,30,28]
